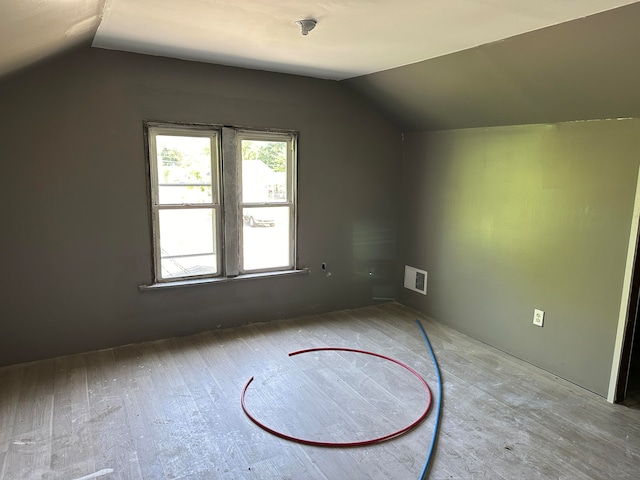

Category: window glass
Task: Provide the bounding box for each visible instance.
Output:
[156,135,213,205]
[158,208,217,278]
[241,140,288,203]
[242,206,291,271]
[147,124,296,283]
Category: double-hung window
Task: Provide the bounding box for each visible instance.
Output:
[146,123,297,283]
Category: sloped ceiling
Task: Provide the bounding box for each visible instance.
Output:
[0,0,105,78]
[2,1,640,131]
[92,0,639,81]
[345,1,640,131]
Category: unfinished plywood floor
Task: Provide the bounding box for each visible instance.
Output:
[1,303,639,479]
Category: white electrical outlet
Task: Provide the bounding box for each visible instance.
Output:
[533,309,545,327]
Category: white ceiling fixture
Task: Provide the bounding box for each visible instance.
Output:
[296,19,317,36]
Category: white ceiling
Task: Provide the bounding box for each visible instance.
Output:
[93,0,640,80]
[1,0,639,80]
[0,0,105,77]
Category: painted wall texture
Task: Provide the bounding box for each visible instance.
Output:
[2,44,638,398]
[0,46,400,366]
[400,120,640,396]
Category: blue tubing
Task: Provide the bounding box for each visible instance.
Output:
[415,319,442,480]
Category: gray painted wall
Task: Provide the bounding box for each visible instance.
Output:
[400,119,640,396]
[346,2,640,131]
[0,47,400,366]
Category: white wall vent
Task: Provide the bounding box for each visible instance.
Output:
[404,265,427,295]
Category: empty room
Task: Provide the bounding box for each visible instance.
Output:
[2,1,640,478]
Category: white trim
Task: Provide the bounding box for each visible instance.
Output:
[147,125,221,282]
[608,163,640,402]
[139,268,309,291]
[236,131,297,274]
[144,122,298,283]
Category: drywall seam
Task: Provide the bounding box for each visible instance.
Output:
[608,162,640,402]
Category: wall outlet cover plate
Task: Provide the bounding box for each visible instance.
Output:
[533,308,545,327]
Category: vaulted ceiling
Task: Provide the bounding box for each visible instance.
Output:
[346,1,640,130]
[2,0,640,131]
[0,0,106,78]
[91,0,639,80]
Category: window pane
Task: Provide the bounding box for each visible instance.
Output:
[242,206,290,271]
[159,186,212,204]
[158,208,217,278]
[241,140,287,203]
[161,254,217,280]
[156,135,214,204]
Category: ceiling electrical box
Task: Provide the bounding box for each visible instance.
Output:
[404,265,427,295]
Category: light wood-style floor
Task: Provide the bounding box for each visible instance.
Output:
[1,303,639,479]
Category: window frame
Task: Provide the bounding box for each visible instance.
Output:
[145,121,298,285]
[147,123,222,282]
[236,129,297,275]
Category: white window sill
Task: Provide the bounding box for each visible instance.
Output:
[139,268,309,291]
